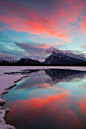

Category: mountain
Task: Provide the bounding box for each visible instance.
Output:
[18,58,41,65]
[1,48,86,66]
[57,50,86,61]
[0,57,41,66]
[44,50,86,65]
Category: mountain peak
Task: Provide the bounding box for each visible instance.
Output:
[44,49,86,65]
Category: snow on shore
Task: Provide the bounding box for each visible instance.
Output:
[0,66,29,129]
[0,66,86,72]
[0,66,29,99]
[0,107,15,129]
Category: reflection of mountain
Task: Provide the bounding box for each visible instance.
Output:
[45,69,86,84]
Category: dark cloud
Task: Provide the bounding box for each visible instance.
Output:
[45,46,57,54]
[15,42,45,54]
[0,53,17,60]
[14,42,48,61]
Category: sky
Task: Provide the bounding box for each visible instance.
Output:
[0,0,86,61]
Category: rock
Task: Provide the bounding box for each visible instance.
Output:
[0,108,16,129]
[0,98,6,106]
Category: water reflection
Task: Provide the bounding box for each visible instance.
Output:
[45,69,86,84]
[3,69,86,129]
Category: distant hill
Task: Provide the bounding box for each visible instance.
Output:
[18,58,41,65]
[0,58,41,66]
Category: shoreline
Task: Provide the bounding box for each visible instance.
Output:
[0,67,29,129]
[0,66,86,71]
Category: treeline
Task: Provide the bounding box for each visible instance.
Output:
[0,60,86,66]
[0,60,18,66]
[0,60,42,66]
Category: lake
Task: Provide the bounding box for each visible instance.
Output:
[2,68,86,129]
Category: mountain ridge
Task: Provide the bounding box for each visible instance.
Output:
[0,49,86,66]
[44,50,86,65]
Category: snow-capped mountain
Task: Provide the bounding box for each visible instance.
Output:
[53,50,86,61]
[44,50,86,65]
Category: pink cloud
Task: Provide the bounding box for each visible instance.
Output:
[0,0,72,43]
[0,0,85,43]
[5,89,85,129]
[80,97,86,116]
[59,0,85,23]
[81,17,86,34]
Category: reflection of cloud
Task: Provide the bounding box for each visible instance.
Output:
[5,89,84,129]
[80,98,86,116]
[16,71,50,90]
[15,69,86,90]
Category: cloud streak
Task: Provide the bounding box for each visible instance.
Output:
[1,0,85,43]
[14,42,50,60]
[81,17,86,34]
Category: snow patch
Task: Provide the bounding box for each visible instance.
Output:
[0,66,29,129]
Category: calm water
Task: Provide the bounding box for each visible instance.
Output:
[2,69,86,129]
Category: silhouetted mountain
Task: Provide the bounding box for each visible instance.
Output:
[0,58,42,66]
[45,69,86,84]
[18,58,41,65]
